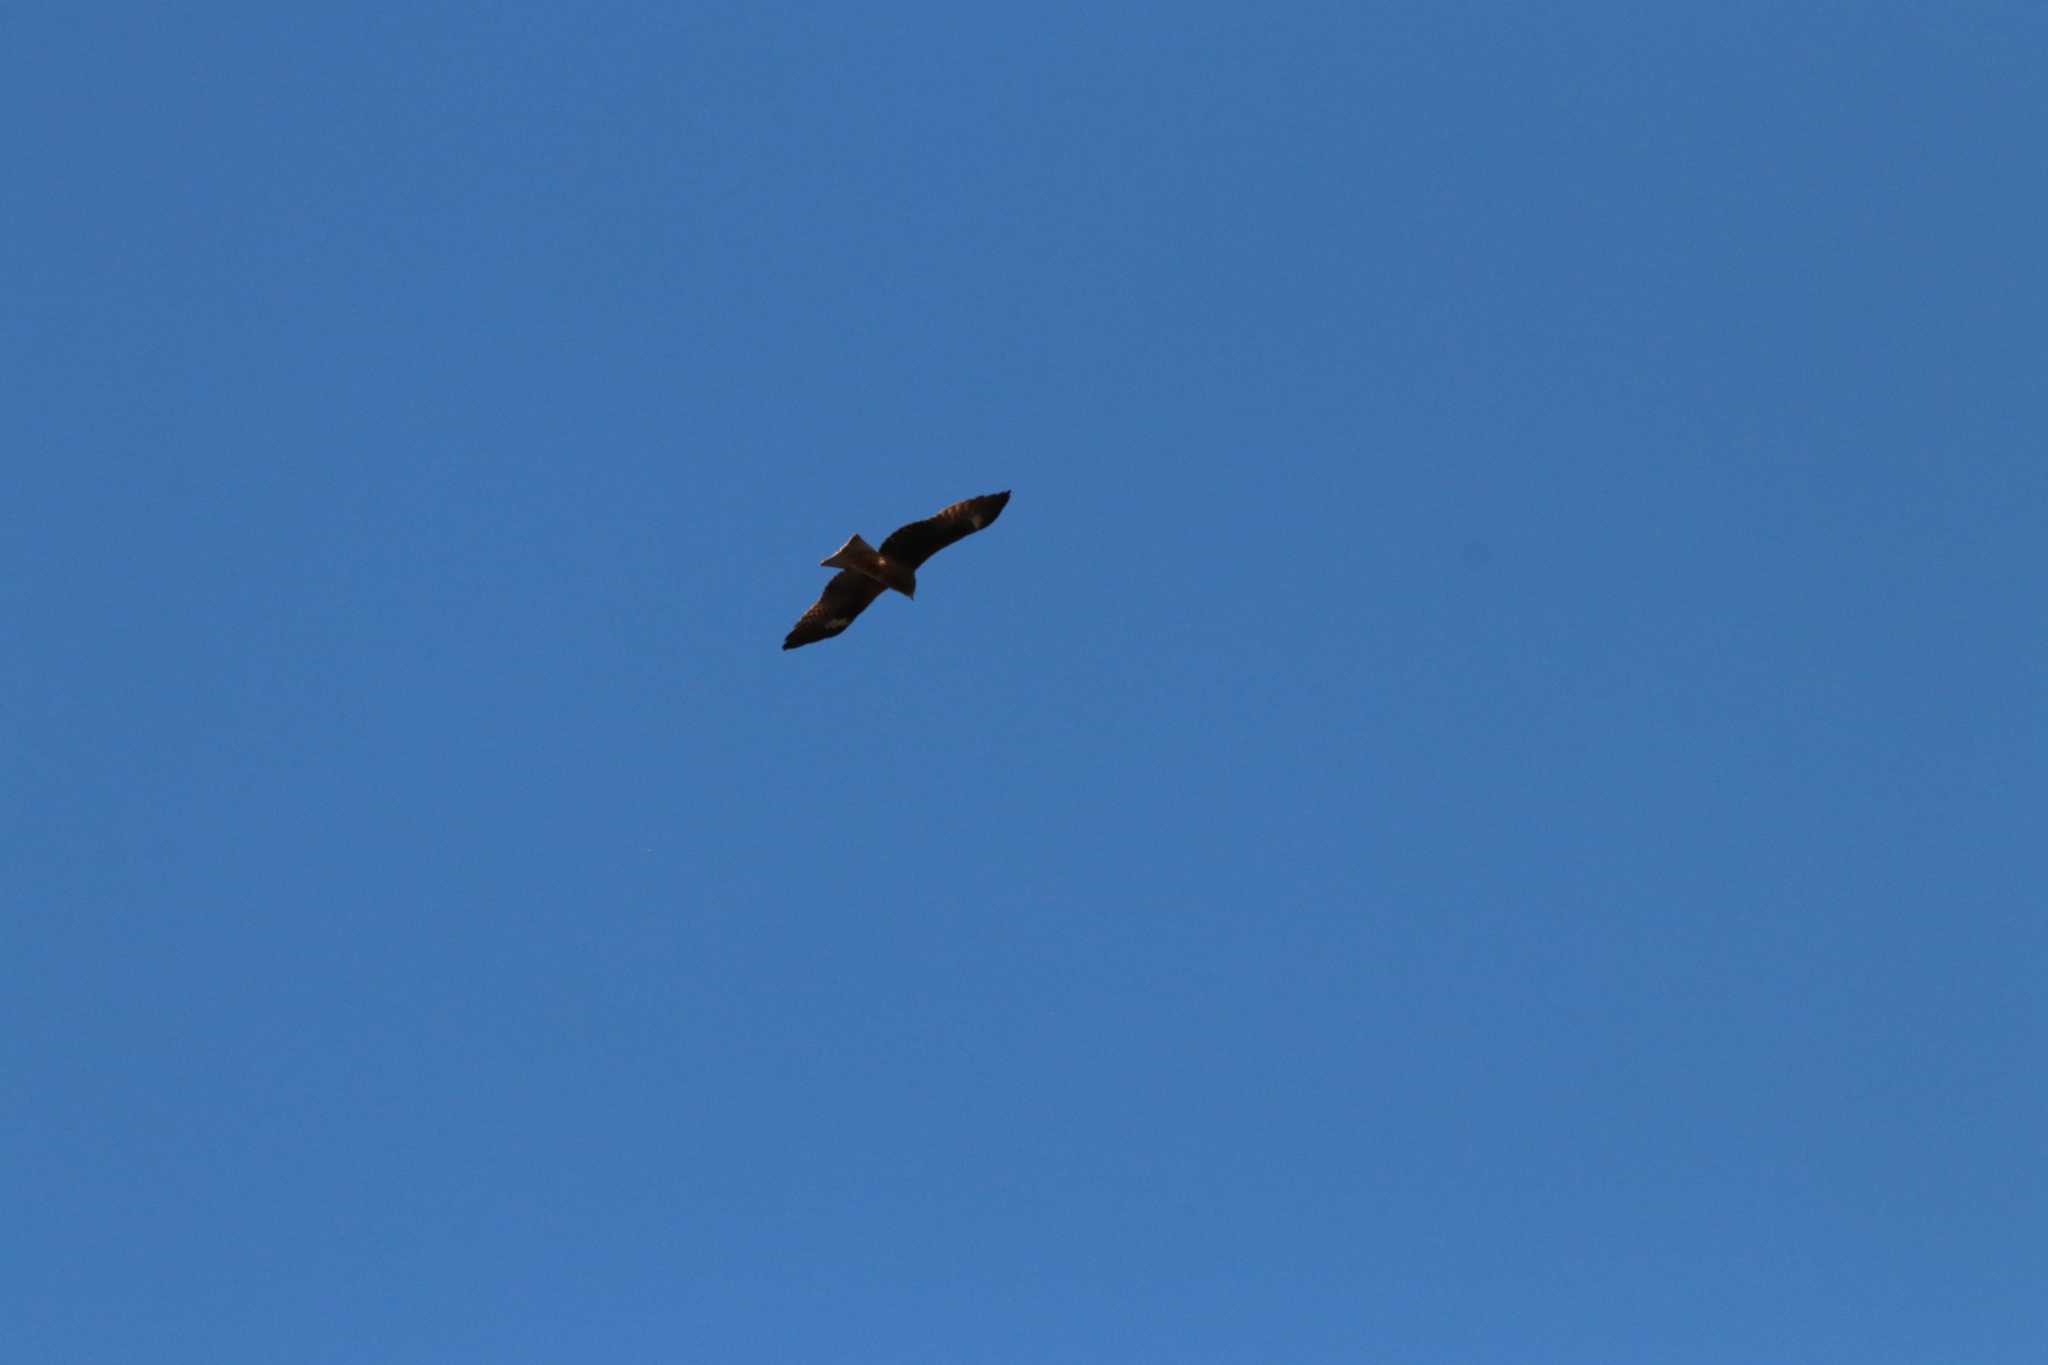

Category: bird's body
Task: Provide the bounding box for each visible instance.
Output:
[819,533,918,598]
[782,491,1011,650]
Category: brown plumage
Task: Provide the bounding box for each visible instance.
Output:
[782,491,1011,650]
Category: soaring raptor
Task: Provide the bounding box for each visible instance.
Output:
[782,491,1011,650]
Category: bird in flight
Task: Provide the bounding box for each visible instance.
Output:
[782,491,1011,650]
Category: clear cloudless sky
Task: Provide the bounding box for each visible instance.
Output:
[6,4,2045,1362]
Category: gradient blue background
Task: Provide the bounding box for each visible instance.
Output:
[7,5,2045,1361]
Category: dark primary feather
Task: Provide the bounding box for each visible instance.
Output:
[782,570,887,650]
[876,491,1012,569]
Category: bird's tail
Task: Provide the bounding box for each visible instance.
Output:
[820,534,881,575]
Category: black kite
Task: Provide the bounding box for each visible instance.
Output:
[782,491,1011,650]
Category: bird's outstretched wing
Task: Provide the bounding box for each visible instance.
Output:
[876,491,1012,569]
[782,569,888,650]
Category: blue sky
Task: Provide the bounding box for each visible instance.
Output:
[7,4,2045,1361]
